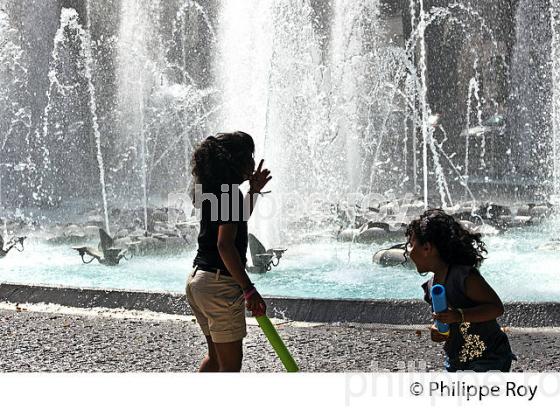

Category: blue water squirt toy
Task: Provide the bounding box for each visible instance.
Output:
[431,284,450,335]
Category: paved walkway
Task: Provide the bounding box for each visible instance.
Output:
[1,304,559,372]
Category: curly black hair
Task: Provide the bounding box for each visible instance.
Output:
[405,208,487,268]
[191,131,255,192]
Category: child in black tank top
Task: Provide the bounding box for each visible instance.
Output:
[187,131,271,372]
[406,209,515,372]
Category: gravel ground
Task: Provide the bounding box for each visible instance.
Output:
[0,305,559,372]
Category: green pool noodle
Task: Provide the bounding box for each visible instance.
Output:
[256,315,299,372]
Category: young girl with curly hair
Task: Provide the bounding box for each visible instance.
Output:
[406,209,515,372]
[186,131,271,372]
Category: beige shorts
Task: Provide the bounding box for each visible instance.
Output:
[186,267,247,343]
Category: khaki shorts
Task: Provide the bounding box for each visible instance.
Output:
[186,267,247,343]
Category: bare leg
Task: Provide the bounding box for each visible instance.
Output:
[214,340,243,372]
[199,335,219,372]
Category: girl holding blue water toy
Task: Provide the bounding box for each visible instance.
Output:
[405,209,515,372]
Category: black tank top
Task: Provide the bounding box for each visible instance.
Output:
[422,265,513,366]
[193,186,248,273]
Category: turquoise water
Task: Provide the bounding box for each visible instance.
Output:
[1,225,559,302]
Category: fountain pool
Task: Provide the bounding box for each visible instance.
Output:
[1,222,559,302]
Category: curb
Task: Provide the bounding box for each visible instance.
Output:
[1,282,559,327]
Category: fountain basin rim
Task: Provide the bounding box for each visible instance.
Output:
[0,282,558,327]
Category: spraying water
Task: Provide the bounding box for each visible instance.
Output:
[463,63,483,196]
[330,0,382,192]
[214,0,273,144]
[551,0,560,198]
[82,6,111,234]
[38,8,108,217]
[0,10,32,207]
[508,0,552,189]
[117,0,163,232]
[418,0,430,208]
[0,1,549,214]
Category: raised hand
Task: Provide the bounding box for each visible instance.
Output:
[249,159,272,194]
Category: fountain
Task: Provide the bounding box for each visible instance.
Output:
[551,0,560,198]
[42,8,110,233]
[0,8,32,208]
[0,0,559,302]
[508,0,553,193]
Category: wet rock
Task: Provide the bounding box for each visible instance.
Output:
[115,228,129,239]
[83,225,101,237]
[47,225,86,244]
[386,222,408,235]
[153,222,182,237]
[87,215,104,227]
[476,203,511,221]
[459,220,476,231]
[471,224,500,236]
[379,203,398,216]
[536,240,560,251]
[404,202,425,217]
[516,205,531,217]
[129,229,147,238]
[337,228,359,242]
[355,227,386,244]
[372,246,415,269]
[497,214,513,227]
[123,234,188,256]
[456,202,477,214]
[511,215,533,227]
[529,205,550,218]
[151,210,168,223]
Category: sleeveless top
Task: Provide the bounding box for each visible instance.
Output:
[422,265,513,367]
[193,186,248,273]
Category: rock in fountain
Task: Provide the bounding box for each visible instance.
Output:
[355,222,393,244]
[108,206,196,255]
[536,238,560,251]
[47,224,89,244]
[338,220,408,245]
[43,204,197,255]
[372,243,415,269]
[337,227,360,242]
[117,233,189,256]
[470,223,501,236]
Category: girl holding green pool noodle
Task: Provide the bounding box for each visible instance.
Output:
[187,131,272,372]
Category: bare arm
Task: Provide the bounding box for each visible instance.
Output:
[217,224,266,315]
[217,224,252,290]
[434,273,504,324]
[460,273,505,322]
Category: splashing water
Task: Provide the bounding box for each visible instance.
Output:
[551,0,560,198]
[38,8,109,233]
